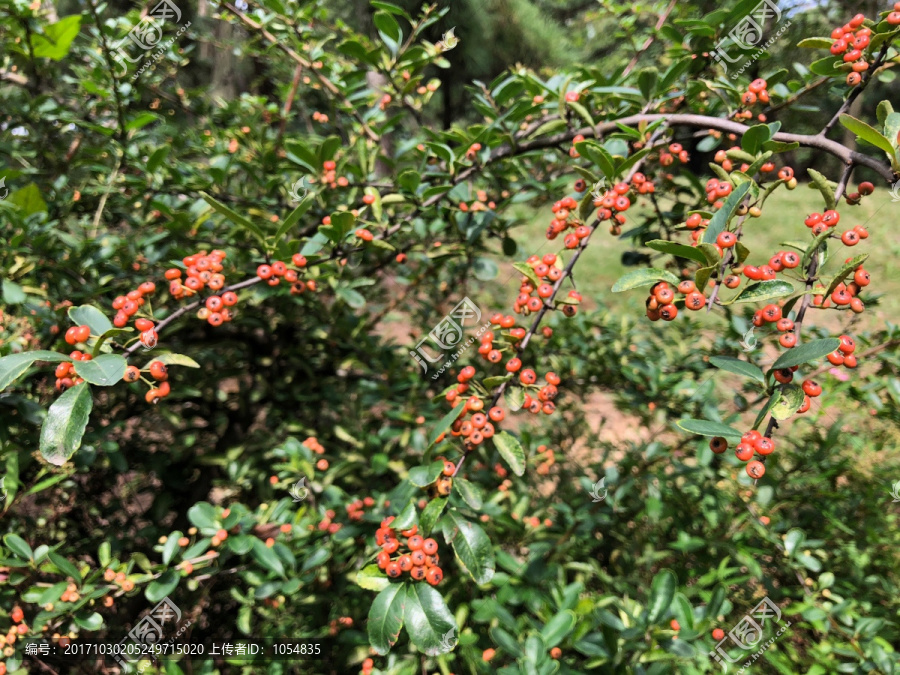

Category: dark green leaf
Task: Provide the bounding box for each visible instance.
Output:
[146,570,179,603]
[646,569,677,623]
[770,338,841,371]
[708,357,766,384]
[0,351,71,393]
[40,383,92,466]
[701,182,751,244]
[73,354,126,386]
[428,402,465,447]
[68,305,113,336]
[368,583,407,655]
[419,497,448,535]
[404,582,457,656]
[645,240,708,264]
[443,511,494,584]
[724,280,794,305]
[251,538,286,578]
[4,533,33,559]
[201,192,268,249]
[676,419,742,439]
[612,268,680,292]
[493,431,526,476]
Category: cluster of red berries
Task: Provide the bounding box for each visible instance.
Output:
[164,250,237,326]
[703,177,733,206]
[458,189,497,212]
[122,360,171,404]
[740,78,770,107]
[311,110,329,124]
[257,253,314,296]
[813,261,870,313]
[315,159,350,190]
[826,334,859,368]
[110,281,159,349]
[592,178,643,236]
[534,445,556,475]
[709,430,772,479]
[751,305,799,348]
[658,142,690,167]
[520,371,561,416]
[53,358,85,393]
[445,371,500,447]
[545,194,590,244]
[302,436,326,455]
[465,142,482,160]
[713,148,779,178]
[346,496,376,521]
[645,280,707,321]
[375,517,444,585]
[829,13,874,86]
[515,253,580,317]
[317,509,342,534]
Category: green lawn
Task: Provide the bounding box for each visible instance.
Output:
[488,184,898,331]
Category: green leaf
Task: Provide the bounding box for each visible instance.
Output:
[770,338,841,371]
[443,511,495,585]
[8,182,48,216]
[40,383,93,466]
[611,268,680,293]
[695,265,717,291]
[419,497,448,535]
[336,287,366,309]
[73,354,126,386]
[125,113,159,132]
[505,386,525,412]
[428,402,465,447]
[839,114,897,157]
[708,357,766,384]
[809,56,845,77]
[2,279,26,304]
[490,627,523,657]
[273,195,314,244]
[201,192,268,249]
[0,351,71,393]
[48,551,82,582]
[453,477,483,510]
[368,583,407,655]
[615,147,653,177]
[493,431,526,476]
[187,502,218,532]
[141,353,200,369]
[797,37,834,48]
[644,240,708,265]
[646,569,677,623]
[701,182,752,244]
[824,253,869,298]
[784,528,804,555]
[473,257,499,281]
[409,460,445,488]
[513,262,541,288]
[724,280,794,305]
[567,101,595,129]
[162,533,182,565]
[806,169,837,210]
[770,384,805,420]
[741,124,771,155]
[4,533,33,559]
[575,141,615,180]
[146,570,179,603]
[762,140,800,153]
[541,610,576,647]
[357,564,390,592]
[31,15,82,60]
[403,583,457,656]
[753,392,781,430]
[251,538,286,578]
[373,10,403,54]
[676,419,742,439]
[392,501,417,531]
[637,67,658,100]
[74,612,103,631]
[67,305,113,336]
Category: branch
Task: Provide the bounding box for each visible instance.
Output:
[622,0,677,78]
[222,2,379,143]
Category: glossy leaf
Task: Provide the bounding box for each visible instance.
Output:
[0,351,71,393]
[40,383,93,466]
[770,338,841,371]
[403,582,457,656]
[676,418,742,439]
[368,583,407,655]
[73,354,127,386]
[492,431,526,476]
[612,268,680,292]
[708,357,766,384]
[443,510,495,584]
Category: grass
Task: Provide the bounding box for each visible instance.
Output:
[487,184,899,332]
